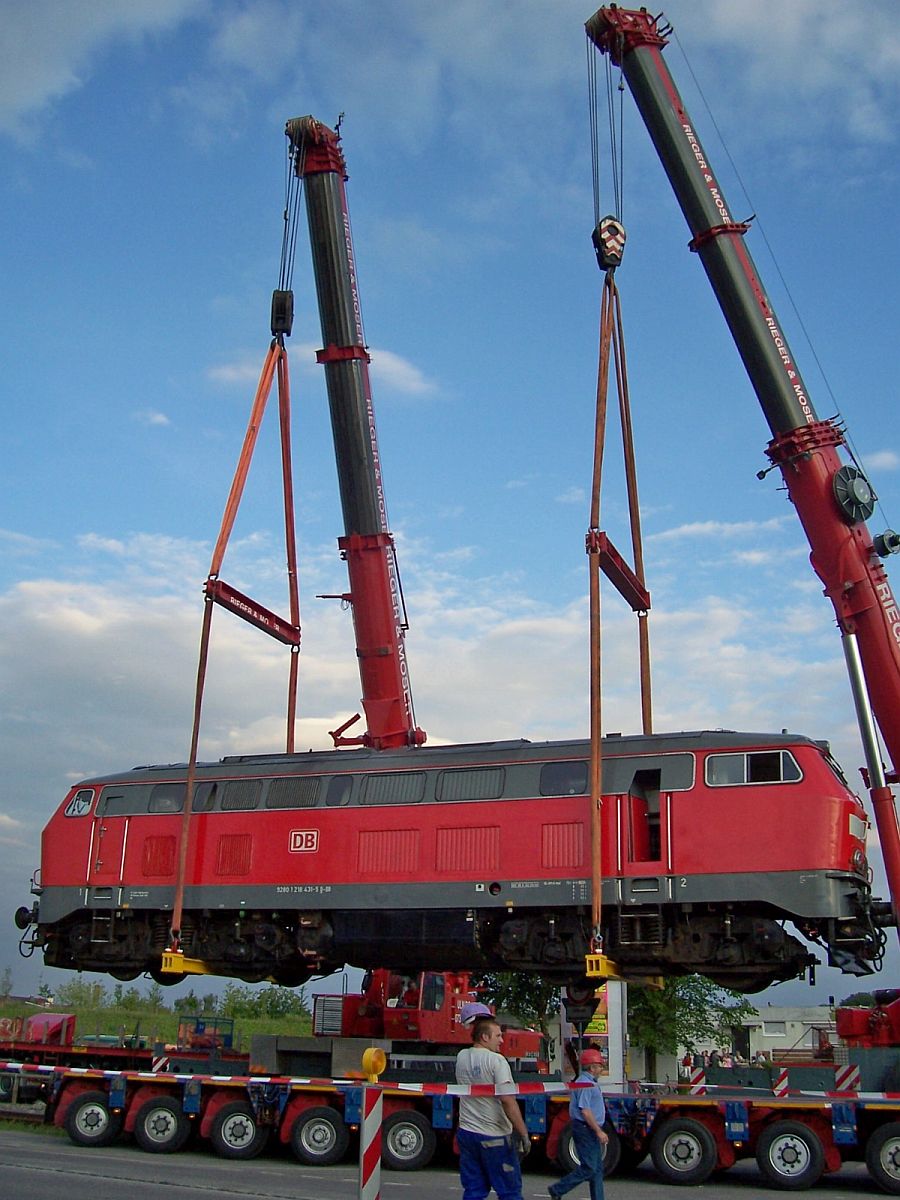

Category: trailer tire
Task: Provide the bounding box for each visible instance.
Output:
[209,1100,270,1160]
[381,1110,436,1171]
[650,1116,717,1185]
[866,1121,900,1194]
[557,1122,621,1177]
[756,1119,824,1190]
[289,1105,349,1166]
[64,1090,124,1148]
[133,1095,191,1153]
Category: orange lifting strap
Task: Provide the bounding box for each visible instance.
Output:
[587,264,654,953]
[168,338,302,952]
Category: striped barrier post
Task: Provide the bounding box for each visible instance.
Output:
[773,1068,790,1097]
[689,1068,706,1095]
[359,1084,383,1200]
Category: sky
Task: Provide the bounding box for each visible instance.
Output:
[1,0,899,1013]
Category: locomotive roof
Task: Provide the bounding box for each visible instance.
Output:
[76,728,824,787]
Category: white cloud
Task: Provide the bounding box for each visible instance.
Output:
[865,450,900,472]
[133,409,171,427]
[368,348,436,397]
[648,517,787,543]
[0,0,203,140]
[555,486,586,506]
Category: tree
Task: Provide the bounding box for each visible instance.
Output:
[839,992,875,1008]
[0,966,12,998]
[627,975,756,1056]
[55,978,110,1008]
[476,973,561,1038]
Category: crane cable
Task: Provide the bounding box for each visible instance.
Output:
[169,142,307,956]
[586,40,653,956]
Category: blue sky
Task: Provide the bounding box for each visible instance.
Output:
[1,0,899,1008]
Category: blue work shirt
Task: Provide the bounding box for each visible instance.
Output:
[569,1070,606,1127]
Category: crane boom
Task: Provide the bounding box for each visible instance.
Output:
[586,7,900,919]
[285,116,425,750]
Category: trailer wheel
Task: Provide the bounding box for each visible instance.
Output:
[64,1090,124,1148]
[557,1122,621,1177]
[381,1111,437,1170]
[866,1121,900,1194]
[650,1116,717,1185]
[209,1100,270,1160]
[756,1119,824,1190]
[133,1096,191,1154]
[289,1106,349,1166]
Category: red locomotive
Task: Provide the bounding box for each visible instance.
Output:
[17,728,886,993]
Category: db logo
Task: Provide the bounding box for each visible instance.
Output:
[289,829,319,853]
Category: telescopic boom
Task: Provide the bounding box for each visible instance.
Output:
[286,116,425,750]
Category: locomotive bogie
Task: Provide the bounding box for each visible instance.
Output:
[24,730,886,992]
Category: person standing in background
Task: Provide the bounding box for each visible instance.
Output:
[549,1048,608,1200]
[456,1016,530,1200]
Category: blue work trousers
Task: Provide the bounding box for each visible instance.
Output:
[552,1119,605,1200]
[457,1127,523,1200]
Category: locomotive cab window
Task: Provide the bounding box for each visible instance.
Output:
[540,760,588,796]
[97,785,151,816]
[64,789,94,817]
[706,750,802,786]
[193,781,218,812]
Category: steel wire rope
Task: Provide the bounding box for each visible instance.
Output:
[670,29,895,537]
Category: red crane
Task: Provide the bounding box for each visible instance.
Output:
[285,117,425,751]
[585,7,900,925]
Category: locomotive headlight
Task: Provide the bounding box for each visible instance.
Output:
[850,848,867,875]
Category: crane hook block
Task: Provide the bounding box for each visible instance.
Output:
[271,289,294,337]
[593,215,626,270]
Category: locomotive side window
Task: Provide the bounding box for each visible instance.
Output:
[437,767,505,802]
[64,788,94,817]
[362,771,426,805]
[149,783,184,813]
[706,750,802,786]
[325,775,353,807]
[540,761,588,796]
[193,781,218,812]
[98,785,152,815]
[266,776,320,809]
[221,779,262,810]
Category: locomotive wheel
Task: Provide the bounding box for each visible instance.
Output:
[557,1122,621,1176]
[289,1105,349,1166]
[381,1110,437,1171]
[650,1116,717,1185]
[866,1121,900,1194]
[64,1090,124,1148]
[756,1119,824,1190]
[133,1095,191,1153]
[209,1100,270,1159]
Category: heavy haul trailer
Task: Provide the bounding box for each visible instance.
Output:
[8,1059,900,1191]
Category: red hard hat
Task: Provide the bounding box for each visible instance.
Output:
[580,1048,604,1065]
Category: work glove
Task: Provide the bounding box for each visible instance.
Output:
[513,1132,531,1160]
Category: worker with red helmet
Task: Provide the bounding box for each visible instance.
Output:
[549,1048,608,1200]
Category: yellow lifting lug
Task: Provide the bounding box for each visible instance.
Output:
[584,952,622,979]
[160,950,215,976]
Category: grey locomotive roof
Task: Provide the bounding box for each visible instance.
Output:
[74,728,819,788]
